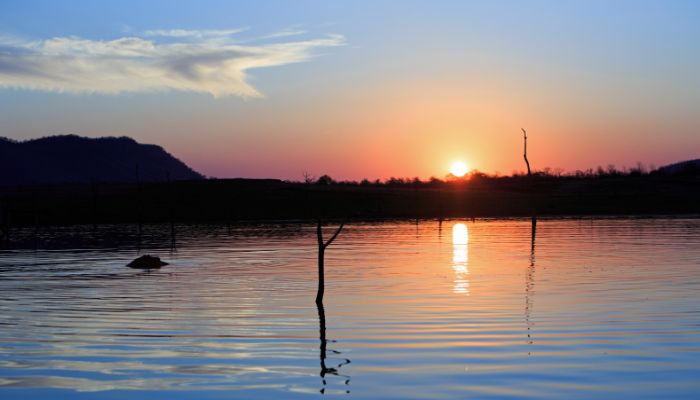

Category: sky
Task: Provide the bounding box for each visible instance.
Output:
[1,0,699,180]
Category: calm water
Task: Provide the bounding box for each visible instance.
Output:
[1,218,699,399]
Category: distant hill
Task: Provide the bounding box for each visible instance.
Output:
[0,135,204,186]
[656,159,700,175]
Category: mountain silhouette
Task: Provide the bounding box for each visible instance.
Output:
[0,135,203,186]
[656,159,700,176]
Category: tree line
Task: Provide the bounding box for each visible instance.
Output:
[297,162,669,188]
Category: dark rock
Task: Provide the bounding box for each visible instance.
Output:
[127,255,168,269]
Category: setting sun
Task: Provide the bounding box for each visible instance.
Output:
[450,161,469,177]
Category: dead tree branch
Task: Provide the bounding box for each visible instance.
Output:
[522,128,531,176]
[316,219,345,304]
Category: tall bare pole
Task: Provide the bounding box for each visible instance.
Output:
[522,128,531,177]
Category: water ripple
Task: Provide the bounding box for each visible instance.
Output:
[1,218,699,399]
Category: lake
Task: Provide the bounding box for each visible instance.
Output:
[1,218,699,399]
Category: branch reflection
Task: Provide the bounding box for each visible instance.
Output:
[317,301,351,394]
[525,216,537,354]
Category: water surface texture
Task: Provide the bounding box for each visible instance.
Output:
[1,218,699,399]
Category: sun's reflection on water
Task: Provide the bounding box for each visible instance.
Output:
[1,220,700,398]
[452,223,469,295]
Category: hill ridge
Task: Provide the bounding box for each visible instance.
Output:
[0,135,203,185]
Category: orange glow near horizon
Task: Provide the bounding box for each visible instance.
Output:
[145,71,700,181]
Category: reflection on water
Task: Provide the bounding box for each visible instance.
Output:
[1,218,700,399]
[317,302,351,395]
[451,222,469,295]
[526,217,537,353]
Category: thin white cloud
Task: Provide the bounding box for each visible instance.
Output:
[260,29,307,39]
[143,28,247,38]
[0,30,344,97]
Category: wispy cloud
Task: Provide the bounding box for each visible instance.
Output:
[143,28,247,39]
[0,29,344,97]
[260,29,307,39]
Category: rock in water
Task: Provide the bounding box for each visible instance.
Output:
[127,255,168,269]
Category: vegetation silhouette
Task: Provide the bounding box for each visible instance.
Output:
[1,167,699,237]
[1,134,699,237]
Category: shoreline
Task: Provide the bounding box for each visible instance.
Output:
[1,175,699,228]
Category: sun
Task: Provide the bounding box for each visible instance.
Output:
[450,161,469,177]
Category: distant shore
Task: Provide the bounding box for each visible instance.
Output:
[1,174,699,230]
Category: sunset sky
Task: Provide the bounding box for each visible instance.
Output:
[1,0,699,180]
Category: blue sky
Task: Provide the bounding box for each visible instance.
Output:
[1,1,699,179]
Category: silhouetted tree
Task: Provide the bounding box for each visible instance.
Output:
[303,171,316,184]
[316,175,335,185]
